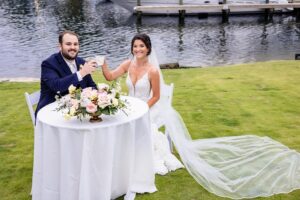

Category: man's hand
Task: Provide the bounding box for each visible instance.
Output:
[79,60,97,77]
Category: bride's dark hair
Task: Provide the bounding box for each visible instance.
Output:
[131,33,152,56]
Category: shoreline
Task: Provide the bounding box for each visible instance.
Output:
[0,60,296,83]
[0,63,183,83]
[0,77,40,82]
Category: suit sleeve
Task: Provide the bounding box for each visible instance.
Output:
[78,58,97,89]
[41,60,80,94]
[84,74,97,89]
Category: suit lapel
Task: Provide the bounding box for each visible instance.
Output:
[56,52,72,75]
[75,58,85,86]
[75,57,81,71]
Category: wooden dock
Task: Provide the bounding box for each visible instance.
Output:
[134,3,300,13]
[134,3,300,22]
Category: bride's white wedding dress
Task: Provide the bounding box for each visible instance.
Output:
[126,52,300,199]
[126,70,184,175]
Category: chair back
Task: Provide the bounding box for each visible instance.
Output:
[160,83,174,152]
[24,90,40,126]
[154,83,174,128]
[161,83,174,106]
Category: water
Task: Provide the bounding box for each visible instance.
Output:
[1,0,300,78]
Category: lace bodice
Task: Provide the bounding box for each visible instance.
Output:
[126,71,151,102]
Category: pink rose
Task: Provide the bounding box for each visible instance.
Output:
[86,102,97,113]
[81,88,92,99]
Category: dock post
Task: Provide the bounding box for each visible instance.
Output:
[179,10,185,24]
[222,4,229,23]
[136,11,142,24]
[295,8,300,22]
[264,9,274,21]
[179,0,185,24]
[269,8,274,20]
[136,0,142,24]
[264,0,273,21]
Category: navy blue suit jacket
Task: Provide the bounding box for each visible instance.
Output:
[35,52,97,116]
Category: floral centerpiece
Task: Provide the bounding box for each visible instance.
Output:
[56,81,127,122]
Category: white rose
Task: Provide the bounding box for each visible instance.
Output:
[98,93,112,109]
[71,99,79,109]
[80,97,91,107]
[97,83,109,92]
[68,84,76,94]
[110,89,116,98]
[70,107,76,116]
[89,90,98,101]
[81,87,93,99]
[112,98,118,107]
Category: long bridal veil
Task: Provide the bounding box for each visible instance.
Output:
[148,50,300,199]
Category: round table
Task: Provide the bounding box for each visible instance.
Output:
[32,96,157,200]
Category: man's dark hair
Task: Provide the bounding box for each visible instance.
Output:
[58,30,79,44]
[131,33,152,56]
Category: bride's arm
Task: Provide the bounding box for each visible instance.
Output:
[101,59,130,81]
[148,68,160,108]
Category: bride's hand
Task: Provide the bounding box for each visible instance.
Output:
[102,59,108,68]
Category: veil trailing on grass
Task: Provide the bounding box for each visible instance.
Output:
[148,50,300,199]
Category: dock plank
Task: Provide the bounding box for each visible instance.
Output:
[134,3,300,12]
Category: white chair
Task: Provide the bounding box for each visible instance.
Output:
[24,90,40,126]
[160,83,174,152]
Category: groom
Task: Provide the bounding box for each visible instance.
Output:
[35,30,97,116]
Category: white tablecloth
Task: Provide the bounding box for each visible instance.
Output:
[32,96,157,200]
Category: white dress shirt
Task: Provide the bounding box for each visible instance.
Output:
[62,56,83,81]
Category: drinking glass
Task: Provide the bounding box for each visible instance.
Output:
[85,55,105,68]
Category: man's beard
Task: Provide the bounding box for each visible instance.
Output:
[62,50,78,60]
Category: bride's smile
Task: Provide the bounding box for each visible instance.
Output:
[132,39,149,59]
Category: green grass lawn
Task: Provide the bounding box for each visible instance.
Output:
[1,60,300,200]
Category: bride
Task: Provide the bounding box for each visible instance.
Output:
[101,33,184,177]
[101,33,300,199]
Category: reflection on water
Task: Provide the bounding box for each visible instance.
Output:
[0,0,300,78]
